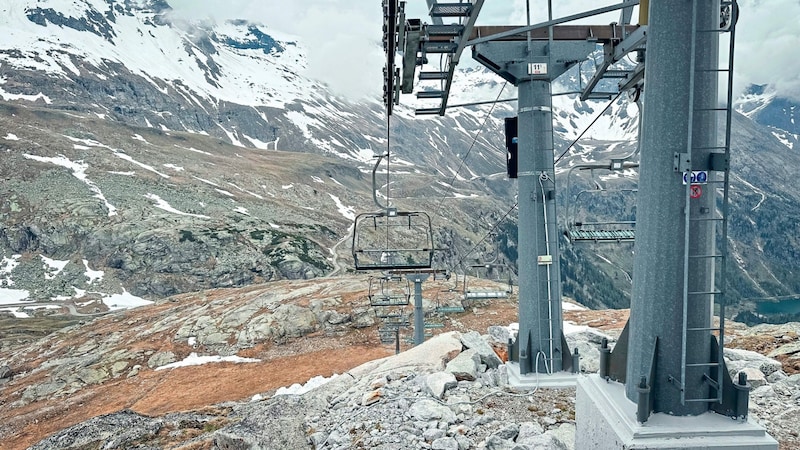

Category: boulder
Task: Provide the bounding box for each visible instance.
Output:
[271,304,317,338]
[724,348,783,377]
[565,328,614,374]
[432,436,459,450]
[350,332,463,378]
[147,351,176,369]
[426,372,458,399]
[446,348,480,381]
[768,341,800,358]
[517,421,545,442]
[409,399,457,424]
[214,393,325,450]
[487,325,512,346]
[547,423,576,450]
[491,423,519,440]
[460,331,503,369]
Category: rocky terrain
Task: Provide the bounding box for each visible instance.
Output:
[0,275,798,449]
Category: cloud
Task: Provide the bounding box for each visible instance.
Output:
[734,0,800,101]
[166,0,800,102]
[167,0,383,100]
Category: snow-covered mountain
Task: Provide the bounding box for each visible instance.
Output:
[735,84,799,150]
[0,0,798,323]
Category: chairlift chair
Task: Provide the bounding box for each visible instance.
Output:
[368,274,411,306]
[378,327,399,344]
[463,263,514,300]
[564,159,639,243]
[431,283,466,314]
[352,210,435,270]
[352,152,435,270]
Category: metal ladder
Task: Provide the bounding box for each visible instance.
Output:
[679,0,737,406]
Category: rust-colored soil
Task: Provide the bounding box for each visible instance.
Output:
[0,277,631,450]
[2,344,390,450]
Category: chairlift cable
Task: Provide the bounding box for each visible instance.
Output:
[386,112,391,249]
[432,81,508,222]
[554,90,624,165]
[453,200,518,273]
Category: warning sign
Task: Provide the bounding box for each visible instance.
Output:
[690,184,703,199]
[683,171,709,185]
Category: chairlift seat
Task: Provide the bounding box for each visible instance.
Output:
[567,228,635,242]
[374,308,404,319]
[465,291,510,300]
[370,296,410,307]
[463,263,514,300]
[382,317,410,328]
[436,305,465,314]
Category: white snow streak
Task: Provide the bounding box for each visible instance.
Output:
[145,193,210,218]
[23,153,118,216]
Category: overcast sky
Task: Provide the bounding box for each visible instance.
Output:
[167,0,800,102]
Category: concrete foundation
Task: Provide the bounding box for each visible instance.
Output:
[506,362,578,389]
[576,375,778,449]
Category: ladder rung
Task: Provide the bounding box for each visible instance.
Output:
[694,107,729,111]
[687,291,723,296]
[689,254,724,259]
[415,108,441,115]
[422,41,458,54]
[689,217,725,222]
[684,398,723,403]
[686,327,722,332]
[416,90,445,99]
[425,24,465,36]
[686,362,721,367]
[602,70,631,78]
[419,71,448,80]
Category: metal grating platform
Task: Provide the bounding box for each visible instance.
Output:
[430,3,473,17]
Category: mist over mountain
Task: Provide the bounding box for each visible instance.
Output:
[0,0,798,323]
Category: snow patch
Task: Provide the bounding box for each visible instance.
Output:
[102,290,153,311]
[0,289,31,304]
[83,260,104,284]
[155,352,261,371]
[274,374,340,396]
[40,256,69,280]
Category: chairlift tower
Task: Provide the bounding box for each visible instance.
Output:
[406,1,640,376]
[576,1,777,448]
[471,33,595,376]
